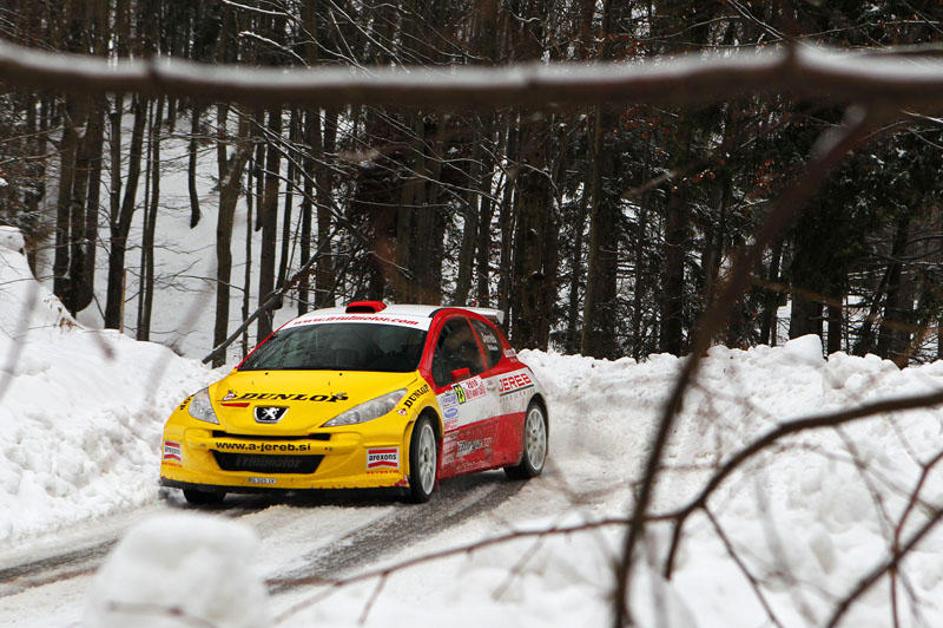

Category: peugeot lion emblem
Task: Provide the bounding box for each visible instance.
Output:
[254,406,288,424]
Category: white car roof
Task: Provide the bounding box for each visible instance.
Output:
[283,304,504,331]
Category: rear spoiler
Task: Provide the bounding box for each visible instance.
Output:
[459,307,505,325]
[427,306,505,326]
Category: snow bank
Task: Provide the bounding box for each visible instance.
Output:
[85,512,269,628]
[0,229,214,542]
[286,342,943,628]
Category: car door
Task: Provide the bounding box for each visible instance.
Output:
[469,317,527,467]
[430,316,495,477]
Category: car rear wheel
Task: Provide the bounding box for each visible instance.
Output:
[505,402,547,480]
[406,415,438,503]
[183,488,226,506]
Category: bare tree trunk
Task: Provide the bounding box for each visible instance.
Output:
[877,211,912,358]
[104,95,147,329]
[581,0,630,359]
[53,96,83,303]
[137,96,162,341]
[453,157,481,306]
[188,103,201,228]
[216,103,229,182]
[566,185,589,353]
[76,100,105,313]
[496,122,517,326]
[213,128,252,367]
[316,108,337,308]
[257,107,282,341]
[298,110,314,315]
[277,109,299,290]
[760,241,784,345]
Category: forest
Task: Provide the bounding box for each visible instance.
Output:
[2,1,943,366]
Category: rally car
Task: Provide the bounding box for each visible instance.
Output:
[160,302,549,504]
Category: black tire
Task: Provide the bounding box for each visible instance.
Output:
[505,401,548,480]
[406,414,438,503]
[183,488,226,506]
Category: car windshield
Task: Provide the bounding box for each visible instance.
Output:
[240,323,427,372]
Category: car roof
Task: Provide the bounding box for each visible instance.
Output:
[282,304,504,332]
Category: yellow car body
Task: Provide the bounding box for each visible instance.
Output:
[160,369,431,492]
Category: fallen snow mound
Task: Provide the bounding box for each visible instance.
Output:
[85,512,269,628]
[0,228,214,542]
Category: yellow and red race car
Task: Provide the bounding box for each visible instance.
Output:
[160,302,549,504]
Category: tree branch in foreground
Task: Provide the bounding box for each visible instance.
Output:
[268,517,629,624]
[5,40,943,108]
[660,386,943,576]
[611,106,880,627]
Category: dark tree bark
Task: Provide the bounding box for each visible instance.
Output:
[104,95,147,329]
[188,103,201,228]
[213,132,252,367]
[315,108,337,308]
[565,185,589,354]
[53,96,83,304]
[137,96,163,341]
[257,107,282,341]
[581,0,629,359]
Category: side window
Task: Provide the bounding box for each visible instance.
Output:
[471,320,502,369]
[431,318,484,387]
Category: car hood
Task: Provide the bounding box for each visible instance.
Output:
[208,369,419,433]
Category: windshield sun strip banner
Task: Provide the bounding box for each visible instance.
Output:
[284,314,432,330]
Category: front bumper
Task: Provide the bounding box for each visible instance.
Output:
[160,427,410,491]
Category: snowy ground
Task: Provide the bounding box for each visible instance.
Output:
[6,185,943,626]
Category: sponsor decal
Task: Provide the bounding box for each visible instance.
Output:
[444,405,459,420]
[439,390,458,409]
[504,348,517,359]
[287,314,425,328]
[367,447,400,470]
[457,438,491,458]
[221,390,250,408]
[452,376,486,404]
[498,372,534,396]
[398,408,408,416]
[248,477,276,485]
[464,377,486,399]
[216,441,312,452]
[402,384,429,409]
[225,391,348,403]
[254,406,288,424]
[162,440,182,463]
[177,396,192,412]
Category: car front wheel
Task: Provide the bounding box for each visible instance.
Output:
[406,415,438,503]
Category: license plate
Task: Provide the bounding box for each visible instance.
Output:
[248,477,276,485]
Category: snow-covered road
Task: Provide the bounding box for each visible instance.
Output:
[0,467,539,627]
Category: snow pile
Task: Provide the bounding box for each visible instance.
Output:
[85,512,269,628]
[286,339,943,627]
[0,229,214,542]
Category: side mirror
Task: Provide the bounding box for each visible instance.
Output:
[450,367,471,382]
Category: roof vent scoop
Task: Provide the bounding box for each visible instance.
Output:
[345,300,387,314]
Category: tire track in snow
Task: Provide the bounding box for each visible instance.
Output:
[268,472,526,594]
[0,500,276,597]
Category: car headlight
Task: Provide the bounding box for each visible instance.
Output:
[188,388,219,424]
[322,389,407,427]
